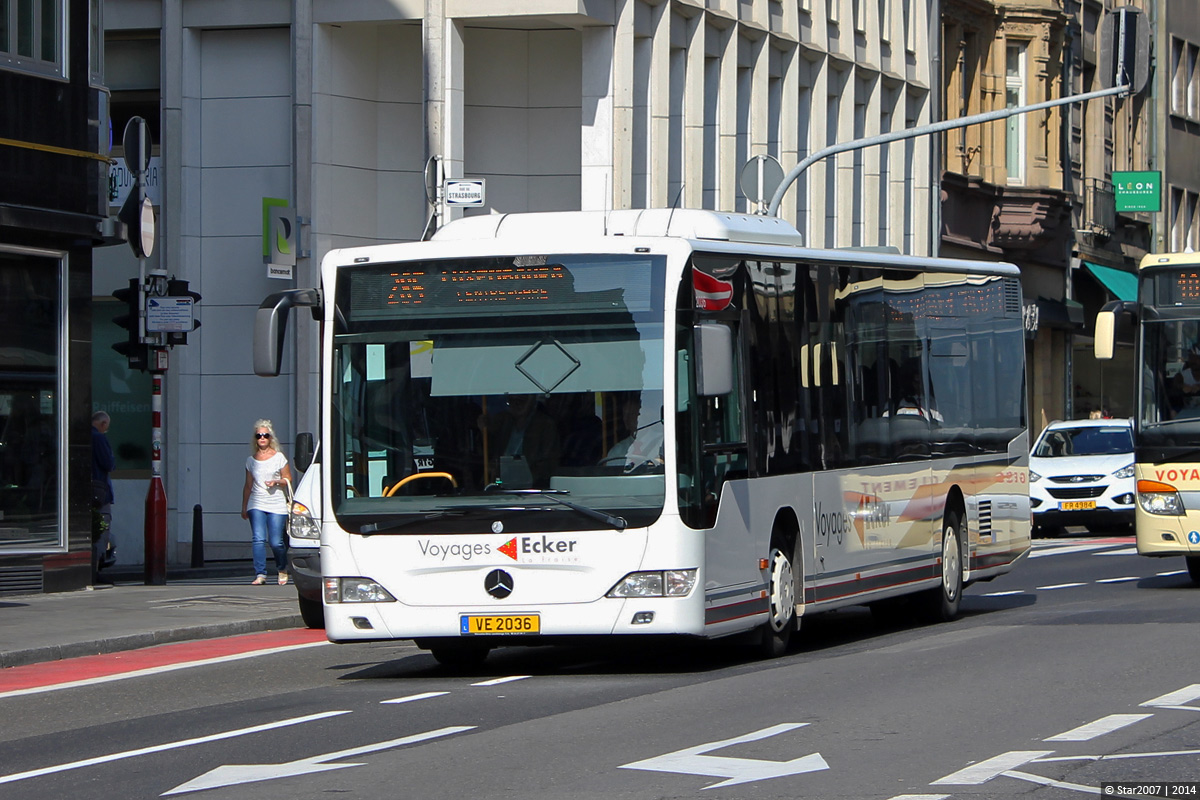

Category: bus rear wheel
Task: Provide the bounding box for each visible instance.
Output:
[919,509,964,622]
[756,545,797,658]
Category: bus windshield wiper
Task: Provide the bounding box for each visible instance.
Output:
[482,486,627,531]
[359,509,466,535]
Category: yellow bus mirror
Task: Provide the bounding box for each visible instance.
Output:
[1094,310,1116,360]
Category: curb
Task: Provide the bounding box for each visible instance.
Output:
[0,614,304,670]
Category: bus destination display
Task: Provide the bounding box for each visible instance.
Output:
[347,257,653,319]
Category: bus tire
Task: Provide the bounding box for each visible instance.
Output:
[920,508,964,622]
[1187,556,1200,584]
[430,643,491,669]
[298,595,324,629]
[756,543,798,658]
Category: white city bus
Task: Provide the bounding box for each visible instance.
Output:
[256,209,1031,666]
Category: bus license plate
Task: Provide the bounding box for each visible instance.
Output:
[460,614,540,635]
[1059,500,1097,511]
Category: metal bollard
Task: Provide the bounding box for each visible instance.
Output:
[190,504,204,568]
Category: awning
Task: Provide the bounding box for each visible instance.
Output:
[1083,261,1137,302]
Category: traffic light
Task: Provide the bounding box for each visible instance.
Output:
[111,278,148,372]
[165,278,201,346]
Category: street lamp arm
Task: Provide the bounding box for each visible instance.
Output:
[766,84,1132,217]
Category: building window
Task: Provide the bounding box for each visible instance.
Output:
[0,0,66,79]
[1170,36,1200,122]
[0,246,67,553]
[1005,42,1027,185]
[1170,187,1200,253]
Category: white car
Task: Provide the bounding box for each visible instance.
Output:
[1029,418,1136,536]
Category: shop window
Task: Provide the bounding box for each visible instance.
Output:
[0,247,66,552]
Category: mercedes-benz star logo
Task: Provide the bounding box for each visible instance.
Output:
[484,569,513,599]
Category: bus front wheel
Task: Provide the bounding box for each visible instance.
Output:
[756,544,797,658]
[429,642,491,670]
[1187,556,1200,584]
[920,509,964,622]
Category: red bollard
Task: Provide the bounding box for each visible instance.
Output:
[145,476,167,585]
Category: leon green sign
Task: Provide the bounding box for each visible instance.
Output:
[1113,171,1160,212]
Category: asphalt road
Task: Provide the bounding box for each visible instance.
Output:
[3,536,1199,800]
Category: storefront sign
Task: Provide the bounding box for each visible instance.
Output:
[1113,171,1160,212]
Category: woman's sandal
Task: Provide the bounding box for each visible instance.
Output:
[252,575,266,585]
[278,573,288,586]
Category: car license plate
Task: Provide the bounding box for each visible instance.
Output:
[1059,500,1097,511]
[460,614,539,635]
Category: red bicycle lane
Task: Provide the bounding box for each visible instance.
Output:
[0,628,328,697]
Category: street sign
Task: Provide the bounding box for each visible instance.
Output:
[118,191,156,259]
[445,179,486,206]
[1098,6,1151,95]
[146,296,194,332]
[123,116,152,173]
[740,154,785,209]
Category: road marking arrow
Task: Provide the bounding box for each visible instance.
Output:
[163,725,475,796]
[619,722,828,789]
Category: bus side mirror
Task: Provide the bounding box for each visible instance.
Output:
[695,324,733,396]
[1094,300,1129,361]
[254,288,322,377]
[294,431,315,472]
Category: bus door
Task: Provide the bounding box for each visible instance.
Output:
[693,316,749,528]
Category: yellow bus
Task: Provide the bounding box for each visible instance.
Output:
[1096,251,1200,581]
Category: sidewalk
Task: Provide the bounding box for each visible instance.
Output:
[0,561,306,669]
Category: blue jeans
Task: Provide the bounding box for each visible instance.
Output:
[248,509,288,576]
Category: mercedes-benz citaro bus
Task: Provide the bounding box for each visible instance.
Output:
[255,209,1031,667]
[1095,251,1200,583]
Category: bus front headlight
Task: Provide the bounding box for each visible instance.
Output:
[324,577,396,603]
[607,569,697,598]
[1137,480,1185,516]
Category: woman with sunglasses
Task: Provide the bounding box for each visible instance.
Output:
[241,419,293,585]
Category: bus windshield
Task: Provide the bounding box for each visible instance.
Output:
[330,253,668,533]
[1140,318,1200,446]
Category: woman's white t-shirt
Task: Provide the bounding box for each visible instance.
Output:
[246,452,289,514]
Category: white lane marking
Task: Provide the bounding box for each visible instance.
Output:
[1142,684,1200,709]
[1038,747,1200,763]
[0,641,330,701]
[163,725,475,796]
[620,723,828,790]
[1096,576,1141,583]
[381,691,450,705]
[1095,547,1140,556]
[1157,570,1186,577]
[0,711,349,786]
[1003,769,1101,794]
[1036,583,1087,591]
[887,796,949,800]
[981,590,1025,597]
[471,675,530,687]
[1044,714,1151,742]
[932,751,1054,785]
[1030,543,1119,558]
